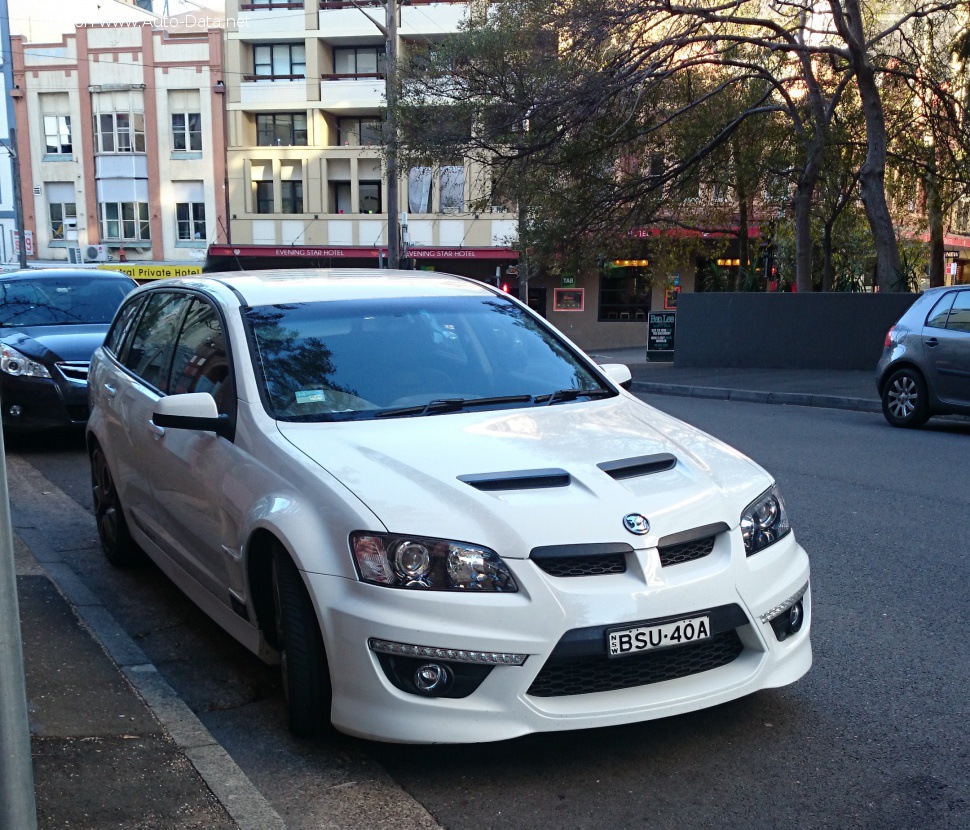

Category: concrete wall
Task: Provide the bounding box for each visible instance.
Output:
[675,292,921,370]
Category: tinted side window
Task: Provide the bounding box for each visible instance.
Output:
[925,292,955,329]
[104,296,145,359]
[168,299,233,415]
[123,292,188,393]
[945,291,970,334]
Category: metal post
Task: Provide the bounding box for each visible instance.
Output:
[0,413,38,830]
[8,128,27,269]
[385,0,400,269]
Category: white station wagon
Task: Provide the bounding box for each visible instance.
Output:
[86,269,811,743]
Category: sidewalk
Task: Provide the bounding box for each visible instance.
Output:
[14,532,283,830]
[586,348,881,413]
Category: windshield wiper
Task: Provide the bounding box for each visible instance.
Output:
[534,388,613,405]
[375,394,533,419]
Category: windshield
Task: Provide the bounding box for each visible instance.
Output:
[244,294,611,421]
[0,276,134,327]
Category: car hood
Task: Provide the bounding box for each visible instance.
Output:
[1,324,109,363]
[276,396,772,557]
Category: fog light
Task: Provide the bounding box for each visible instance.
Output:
[414,663,450,694]
[8,405,21,418]
[788,600,803,633]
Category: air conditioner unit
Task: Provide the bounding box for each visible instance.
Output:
[84,244,109,262]
[67,246,84,264]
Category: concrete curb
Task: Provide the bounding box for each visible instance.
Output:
[632,381,882,413]
[8,456,286,830]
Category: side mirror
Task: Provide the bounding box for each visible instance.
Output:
[153,393,231,438]
[599,363,633,391]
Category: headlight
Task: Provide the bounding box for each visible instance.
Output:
[351,532,518,592]
[740,485,791,555]
[0,344,51,378]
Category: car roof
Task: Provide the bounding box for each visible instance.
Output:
[1,268,135,282]
[163,268,499,306]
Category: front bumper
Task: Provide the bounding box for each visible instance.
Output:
[308,527,811,744]
[0,373,89,430]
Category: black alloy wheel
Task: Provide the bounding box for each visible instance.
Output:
[272,546,332,738]
[882,368,930,428]
[90,445,142,567]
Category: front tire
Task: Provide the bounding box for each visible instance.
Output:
[90,444,141,567]
[882,368,930,428]
[272,547,331,738]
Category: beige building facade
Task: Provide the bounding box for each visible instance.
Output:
[10,22,228,266]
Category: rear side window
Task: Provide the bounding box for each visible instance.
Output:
[925,292,956,329]
[123,292,189,393]
[104,296,144,358]
[945,292,970,334]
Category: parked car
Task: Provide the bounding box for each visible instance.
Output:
[86,269,812,743]
[877,285,970,428]
[0,268,137,431]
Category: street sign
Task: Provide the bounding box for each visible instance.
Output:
[647,311,676,362]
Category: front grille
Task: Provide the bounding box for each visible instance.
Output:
[56,362,90,383]
[534,554,627,578]
[527,630,744,697]
[658,535,716,567]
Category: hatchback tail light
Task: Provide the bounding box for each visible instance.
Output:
[884,325,895,348]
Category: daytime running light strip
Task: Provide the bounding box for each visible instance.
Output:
[368,638,527,666]
[759,582,809,623]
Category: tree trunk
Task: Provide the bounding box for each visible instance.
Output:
[833,0,901,291]
[736,183,749,291]
[792,182,813,293]
[925,163,945,287]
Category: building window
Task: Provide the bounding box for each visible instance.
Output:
[49,203,77,240]
[44,116,72,155]
[439,165,465,213]
[359,181,381,214]
[100,202,150,241]
[176,202,206,240]
[598,263,652,321]
[257,113,308,146]
[255,181,274,214]
[335,117,381,146]
[333,46,385,76]
[254,43,306,79]
[281,181,303,214]
[96,113,146,154]
[172,113,202,152]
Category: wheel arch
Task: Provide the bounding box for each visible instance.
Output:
[878,360,927,398]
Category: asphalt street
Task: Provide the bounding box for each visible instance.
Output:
[9,393,970,830]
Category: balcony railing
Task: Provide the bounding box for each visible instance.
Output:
[321,72,384,81]
[244,74,306,82]
[242,2,304,9]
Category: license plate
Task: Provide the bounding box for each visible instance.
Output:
[608,615,711,657]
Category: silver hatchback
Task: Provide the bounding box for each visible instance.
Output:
[876,285,970,427]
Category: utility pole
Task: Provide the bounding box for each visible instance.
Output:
[0,415,38,830]
[9,129,27,269]
[347,1,400,269]
[384,0,400,269]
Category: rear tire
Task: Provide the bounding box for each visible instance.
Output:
[882,368,930,428]
[90,445,142,567]
[272,547,332,738]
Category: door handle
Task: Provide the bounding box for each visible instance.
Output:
[103,383,117,397]
[925,337,939,347]
[148,421,165,438]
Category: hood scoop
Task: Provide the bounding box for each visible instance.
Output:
[458,468,571,492]
[598,453,677,480]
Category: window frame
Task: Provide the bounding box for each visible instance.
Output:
[44,115,72,155]
[176,202,207,241]
[280,180,304,215]
[95,112,147,154]
[172,112,203,152]
[253,42,306,79]
[255,181,275,214]
[256,112,308,146]
[49,202,78,240]
[100,202,151,242]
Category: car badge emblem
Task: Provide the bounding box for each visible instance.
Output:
[622,513,650,535]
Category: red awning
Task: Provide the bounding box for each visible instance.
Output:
[206,244,518,260]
